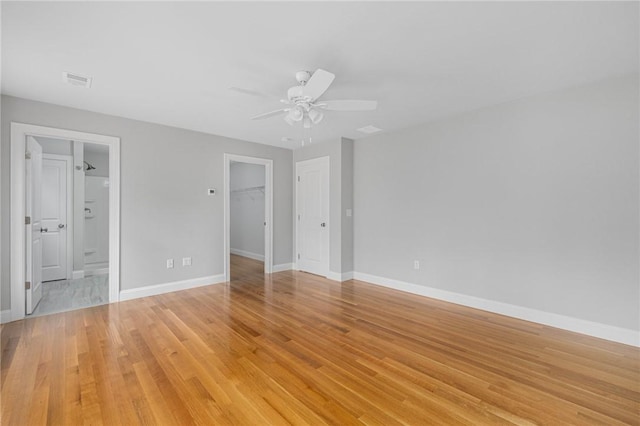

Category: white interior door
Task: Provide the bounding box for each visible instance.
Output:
[42,156,69,282]
[25,136,43,314]
[296,156,330,276]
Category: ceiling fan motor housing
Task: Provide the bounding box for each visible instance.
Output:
[295,70,311,85]
[287,85,305,101]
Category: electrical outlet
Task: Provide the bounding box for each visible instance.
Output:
[413,260,420,270]
[166,258,174,269]
[182,257,192,266]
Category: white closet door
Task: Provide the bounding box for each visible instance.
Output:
[25,136,44,314]
[296,156,330,276]
[41,156,69,282]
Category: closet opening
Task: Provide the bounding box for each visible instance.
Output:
[223,154,273,282]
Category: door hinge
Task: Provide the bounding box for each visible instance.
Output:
[297,214,300,221]
[297,254,300,260]
[297,176,300,182]
[25,151,31,160]
[25,281,31,290]
[25,216,31,225]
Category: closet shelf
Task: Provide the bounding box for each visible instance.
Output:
[230,185,265,195]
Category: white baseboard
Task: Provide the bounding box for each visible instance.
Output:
[230,248,264,262]
[327,271,354,282]
[85,267,108,277]
[119,274,226,302]
[272,263,294,273]
[0,310,12,324]
[72,270,85,279]
[353,271,639,347]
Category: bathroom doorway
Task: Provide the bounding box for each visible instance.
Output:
[10,123,120,321]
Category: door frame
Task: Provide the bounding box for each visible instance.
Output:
[42,153,74,281]
[295,156,330,277]
[223,154,273,281]
[10,123,120,321]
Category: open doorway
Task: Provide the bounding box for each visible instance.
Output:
[223,154,273,282]
[229,161,266,280]
[10,123,120,322]
[27,137,110,316]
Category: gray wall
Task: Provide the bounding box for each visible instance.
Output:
[293,137,354,276]
[341,138,354,273]
[36,136,72,155]
[230,162,265,258]
[1,95,294,309]
[84,147,109,178]
[354,74,639,331]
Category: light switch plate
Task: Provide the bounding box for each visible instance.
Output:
[182,257,192,266]
[166,259,174,269]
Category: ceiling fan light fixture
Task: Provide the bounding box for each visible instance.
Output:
[287,107,303,122]
[303,117,311,129]
[284,114,295,126]
[308,109,324,124]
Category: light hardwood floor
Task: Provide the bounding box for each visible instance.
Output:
[1,255,638,425]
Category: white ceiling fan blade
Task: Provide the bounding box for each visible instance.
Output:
[318,100,378,111]
[303,69,335,101]
[251,109,288,120]
[229,87,276,99]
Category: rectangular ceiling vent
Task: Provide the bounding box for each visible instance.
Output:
[62,72,92,88]
[356,125,382,134]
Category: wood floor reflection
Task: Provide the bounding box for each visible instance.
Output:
[1,256,638,425]
[230,253,264,281]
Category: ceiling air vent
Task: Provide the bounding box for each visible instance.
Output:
[356,125,382,134]
[62,72,92,88]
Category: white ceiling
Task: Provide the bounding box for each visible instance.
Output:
[2,2,638,149]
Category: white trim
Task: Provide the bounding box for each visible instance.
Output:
[84,267,109,277]
[42,153,74,280]
[326,272,341,282]
[1,310,12,324]
[119,274,226,301]
[224,154,273,282]
[272,263,294,273]
[326,271,354,282]
[10,123,121,322]
[353,271,640,347]
[230,248,265,262]
[72,270,85,279]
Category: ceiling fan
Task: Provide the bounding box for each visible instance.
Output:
[251,69,377,128]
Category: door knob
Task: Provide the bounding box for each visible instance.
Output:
[40,228,48,233]
[58,224,66,229]
[320,222,326,227]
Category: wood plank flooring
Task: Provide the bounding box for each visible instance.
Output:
[2,255,639,425]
